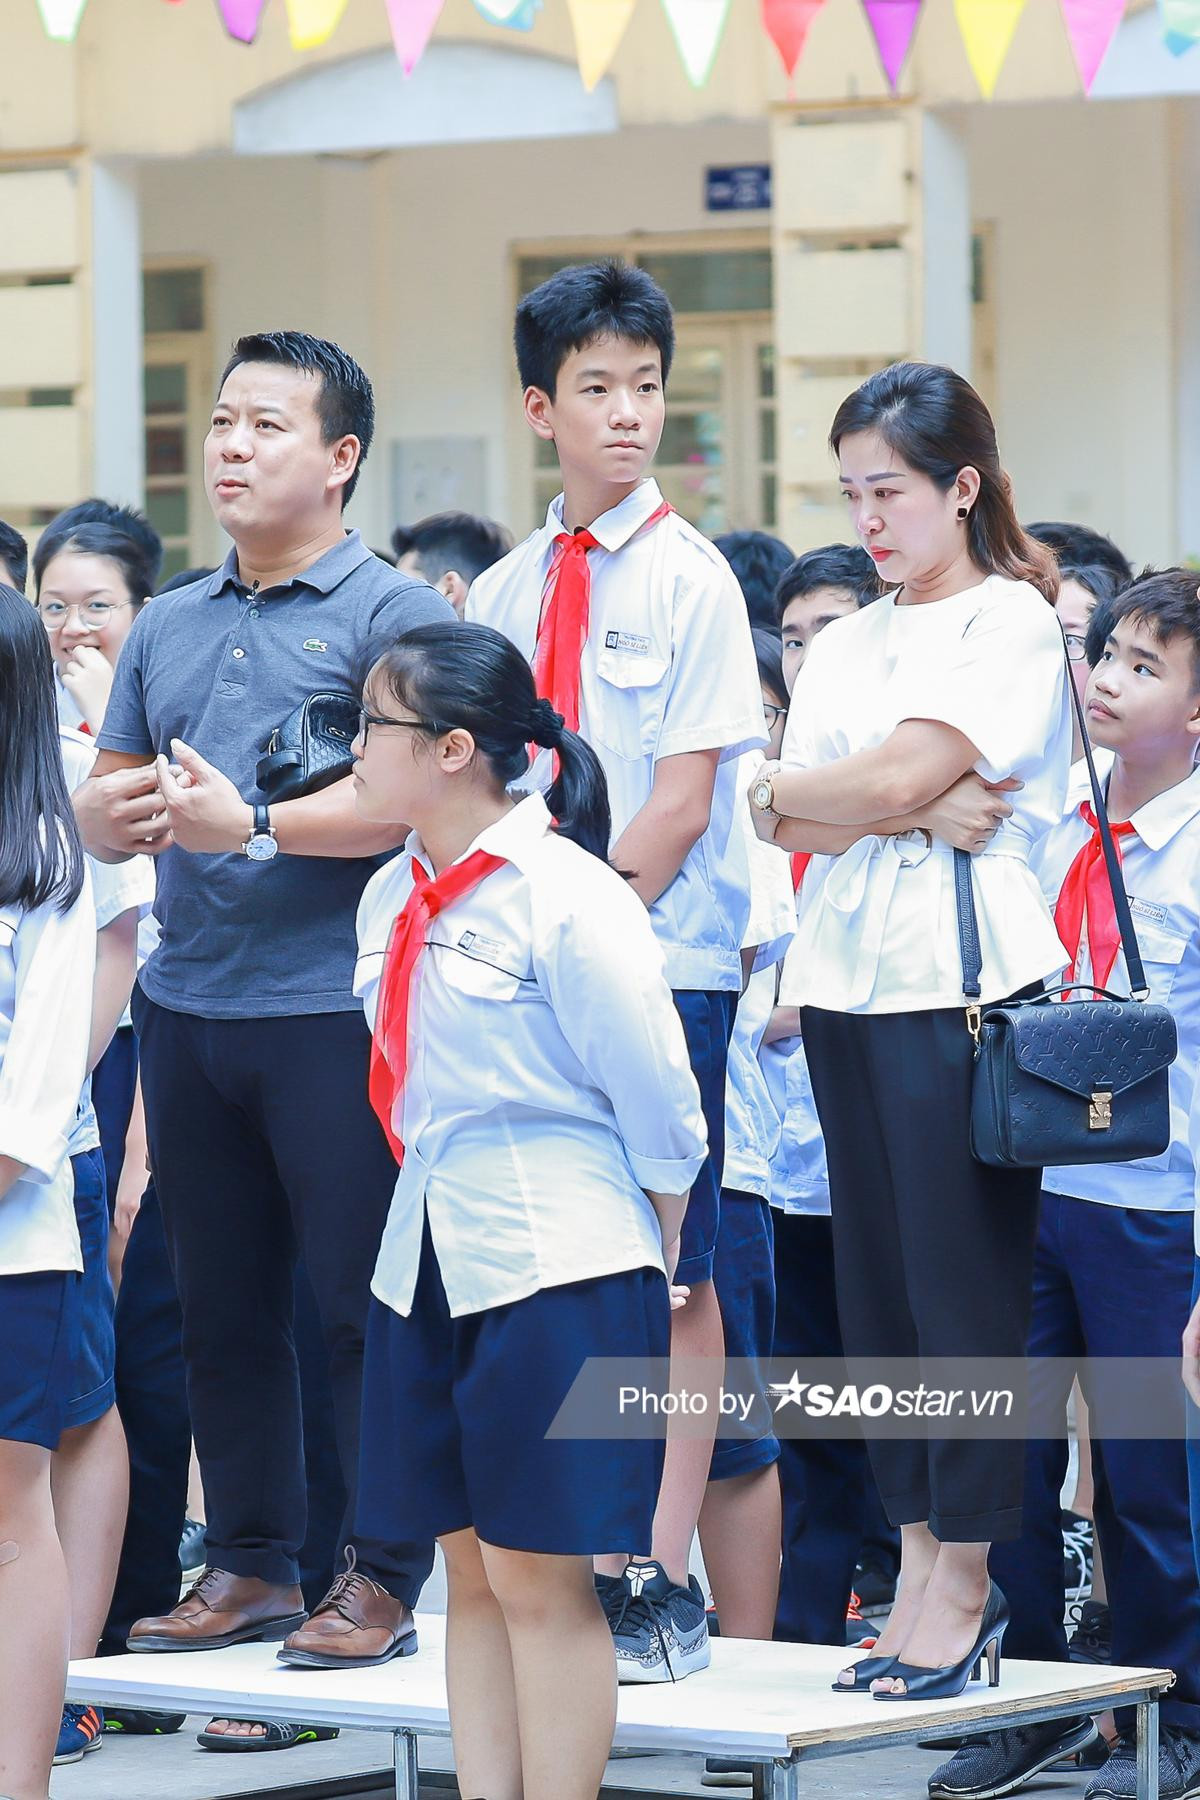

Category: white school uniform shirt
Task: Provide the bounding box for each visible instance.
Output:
[0,864,96,1276]
[466,479,767,991]
[1034,763,1200,1215]
[55,668,88,733]
[777,575,1073,1015]
[354,793,709,1319]
[723,761,796,1198]
[59,727,155,1157]
[765,1032,832,1217]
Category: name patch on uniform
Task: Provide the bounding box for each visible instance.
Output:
[302,639,328,652]
[1129,897,1167,928]
[603,630,652,656]
[458,930,506,958]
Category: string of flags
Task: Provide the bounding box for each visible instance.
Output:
[32,0,1200,95]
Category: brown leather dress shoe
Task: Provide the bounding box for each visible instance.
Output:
[127,1568,307,1652]
[277,1549,419,1669]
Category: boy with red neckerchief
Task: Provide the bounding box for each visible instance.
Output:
[468,260,763,1680]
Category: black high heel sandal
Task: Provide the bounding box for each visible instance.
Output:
[831,1652,898,1694]
[872,1581,1010,1703]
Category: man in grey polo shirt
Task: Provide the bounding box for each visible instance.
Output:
[76,331,453,1701]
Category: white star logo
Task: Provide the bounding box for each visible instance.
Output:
[769,1371,808,1413]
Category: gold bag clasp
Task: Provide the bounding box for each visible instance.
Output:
[1089,1091,1113,1131]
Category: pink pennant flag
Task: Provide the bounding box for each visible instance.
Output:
[215,0,266,37]
[761,0,828,77]
[385,0,446,73]
[1060,0,1126,90]
[862,0,922,87]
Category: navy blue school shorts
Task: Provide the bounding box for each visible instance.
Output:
[356,1221,670,1556]
[709,1190,781,1481]
[672,989,737,1288]
[64,1148,117,1429]
[0,1266,82,1450]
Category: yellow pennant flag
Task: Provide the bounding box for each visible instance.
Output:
[567,0,639,89]
[953,0,1028,96]
[286,0,349,48]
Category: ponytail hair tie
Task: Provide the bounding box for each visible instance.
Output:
[530,698,565,749]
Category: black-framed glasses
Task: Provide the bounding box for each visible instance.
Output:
[1063,633,1089,663]
[357,708,446,745]
[763,701,789,729]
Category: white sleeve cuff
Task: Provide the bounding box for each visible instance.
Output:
[626,1149,708,1193]
[0,1117,68,1185]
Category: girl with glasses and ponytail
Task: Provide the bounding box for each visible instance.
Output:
[350,620,707,1800]
[749,362,1073,1702]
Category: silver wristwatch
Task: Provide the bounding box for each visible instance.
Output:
[243,801,278,863]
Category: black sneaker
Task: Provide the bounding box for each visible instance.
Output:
[1061,1509,1094,1600]
[1068,1599,1113,1664]
[1084,1726,1200,1800]
[702,1757,754,1786]
[178,1516,206,1580]
[104,1708,187,1735]
[608,1561,710,1683]
[928,1718,1099,1798]
[854,1557,898,1618]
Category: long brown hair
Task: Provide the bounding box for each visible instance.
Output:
[830,362,1058,604]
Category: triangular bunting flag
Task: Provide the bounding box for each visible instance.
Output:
[473,0,541,24]
[36,0,88,39]
[215,0,266,40]
[1160,0,1200,52]
[1060,0,1125,89]
[385,0,445,72]
[661,0,732,86]
[953,0,1028,96]
[285,0,349,49]
[566,0,637,89]
[861,0,922,87]
[761,0,828,79]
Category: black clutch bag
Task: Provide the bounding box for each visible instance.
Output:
[955,631,1176,1169]
[256,692,360,803]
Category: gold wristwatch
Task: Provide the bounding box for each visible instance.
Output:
[750,761,783,815]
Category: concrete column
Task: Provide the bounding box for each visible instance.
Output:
[89,156,144,503]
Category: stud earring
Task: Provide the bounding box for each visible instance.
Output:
[957,507,969,520]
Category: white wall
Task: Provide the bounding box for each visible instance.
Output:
[967,97,1176,568]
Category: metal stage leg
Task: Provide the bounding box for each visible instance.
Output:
[1136,1700,1160,1800]
[768,1756,802,1799]
[393,1727,419,1800]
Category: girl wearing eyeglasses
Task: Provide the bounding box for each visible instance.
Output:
[33,503,162,737]
[350,620,707,1800]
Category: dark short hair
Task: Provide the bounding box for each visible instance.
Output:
[33,499,163,607]
[0,518,29,593]
[713,531,794,630]
[1027,521,1132,590]
[391,512,512,588]
[0,584,85,912]
[157,566,217,595]
[1055,560,1120,611]
[775,543,880,623]
[515,260,675,399]
[219,330,375,506]
[1085,567,1200,685]
[751,625,787,704]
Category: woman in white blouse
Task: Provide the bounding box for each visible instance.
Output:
[749,363,1071,1701]
[351,621,707,1800]
[0,586,97,1800]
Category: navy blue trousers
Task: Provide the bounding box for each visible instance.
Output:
[990,1193,1200,1731]
[772,1210,896,1645]
[133,995,432,1601]
[1186,1259,1200,1590]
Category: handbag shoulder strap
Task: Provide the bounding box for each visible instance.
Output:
[954,622,1149,1008]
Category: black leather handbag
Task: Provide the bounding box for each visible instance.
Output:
[256,692,360,803]
[955,634,1176,1169]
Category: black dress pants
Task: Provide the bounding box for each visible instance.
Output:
[134,991,433,1601]
[801,1003,1041,1544]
